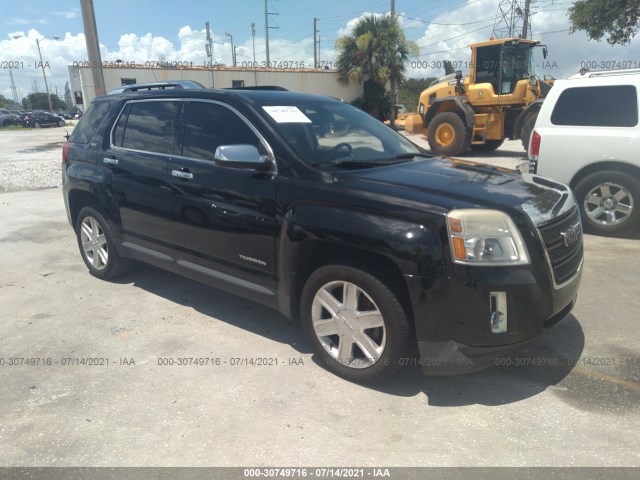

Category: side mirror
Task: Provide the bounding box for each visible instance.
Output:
[214,144,272,171]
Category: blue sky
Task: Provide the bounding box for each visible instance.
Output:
[1,0,639,105]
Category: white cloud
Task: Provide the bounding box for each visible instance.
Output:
[5,18,30,25]
[54,8,79,20]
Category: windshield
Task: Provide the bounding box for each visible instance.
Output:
[259,100,422,167]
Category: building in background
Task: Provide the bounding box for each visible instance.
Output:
[67,64,364,110]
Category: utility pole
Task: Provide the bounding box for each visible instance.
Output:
[80,0,106,97]
[390,0,397,129]
[522,0,531,39]
[205,21,215,87]
[251,23,258,85]
[264,0,279,66]
[225,31,236,66]
[264,0,270,65]
[313,17,317,68]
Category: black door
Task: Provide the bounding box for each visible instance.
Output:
[167,100,278,296]
[105,99,182,248]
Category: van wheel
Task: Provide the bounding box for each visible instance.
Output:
[34,121,41,128]
[300,266,411,383]
[520,114,537,151]
[574,171,640,236]
[76,206,131,279]
[427,112,471,156]
[470,139,504,152]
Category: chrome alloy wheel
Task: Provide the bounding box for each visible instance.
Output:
[584,182,634,226]
[80,216,108,270]
[311,281,386,369]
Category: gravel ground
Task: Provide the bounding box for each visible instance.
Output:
[0,126,73,192]
[0,126,525,193]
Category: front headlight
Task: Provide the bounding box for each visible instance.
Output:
[446,209,530,266]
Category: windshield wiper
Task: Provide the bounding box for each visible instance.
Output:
[392,152,433,160]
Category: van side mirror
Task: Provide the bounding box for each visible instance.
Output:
[214,144,272,171]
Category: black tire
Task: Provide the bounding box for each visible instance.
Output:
[470,139,504,153]
[574,171,640,236]
[427,111,471,156]
[76,206,131,279]
[33,121,41,128]
[520,113,537,152]
[58,120,65,127]
[2,120,11,127]
[300,265,412,383]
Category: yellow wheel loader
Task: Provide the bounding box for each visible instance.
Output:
[405,38,553,156]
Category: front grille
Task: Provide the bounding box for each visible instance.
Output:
[538,207,583,285]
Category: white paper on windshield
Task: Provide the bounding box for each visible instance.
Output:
[262,106,312,123]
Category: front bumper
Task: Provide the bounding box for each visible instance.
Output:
[416,295,576,375]
[405,246,582,375]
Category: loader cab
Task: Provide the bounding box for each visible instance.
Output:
[472,39,538,95]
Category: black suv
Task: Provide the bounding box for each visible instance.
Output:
[62,86,583,382]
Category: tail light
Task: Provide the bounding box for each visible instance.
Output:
[530,131,541,157]
[62,142,70,164]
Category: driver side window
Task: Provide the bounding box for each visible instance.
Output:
[181,101,260,161]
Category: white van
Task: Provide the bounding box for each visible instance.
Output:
[529,69,640,235]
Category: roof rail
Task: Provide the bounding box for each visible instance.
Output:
[108,80,206,95]
[572,68,640,79]
[223,85,289,91]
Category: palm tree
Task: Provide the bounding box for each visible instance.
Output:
[336,15,417,124]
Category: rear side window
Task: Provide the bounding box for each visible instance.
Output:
[69,100,113,144]
[114,100,180,154]
[181,102,260,161]
[551,85,638,127]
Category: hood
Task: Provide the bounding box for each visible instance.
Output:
[334,157,575,227]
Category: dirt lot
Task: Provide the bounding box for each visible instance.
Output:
[0,129,639,468]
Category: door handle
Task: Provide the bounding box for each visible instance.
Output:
[103,157,118,165]
[171,169,194,180]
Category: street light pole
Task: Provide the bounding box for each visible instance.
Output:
[35,38,54,112]
[13,34,59,112]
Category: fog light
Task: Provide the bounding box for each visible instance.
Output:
[490,291,508,333]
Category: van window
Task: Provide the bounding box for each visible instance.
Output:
[551,85,638,127]
[117,101,180,154]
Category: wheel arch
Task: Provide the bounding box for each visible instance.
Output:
[288,240,415,331]
[569,161,640,189]
[424,96,474,129]
[67,188,100,227]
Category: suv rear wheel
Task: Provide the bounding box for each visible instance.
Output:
[301,265,411,383]
[76,206,131,279]
[574,171,640,236]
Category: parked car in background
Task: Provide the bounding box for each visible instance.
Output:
[529,69,640,235]
[0,108,17,126]
[23,111,66,128]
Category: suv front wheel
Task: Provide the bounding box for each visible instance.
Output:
[76,206,131,279]
[574,171,640,236]
[301,265,411,383]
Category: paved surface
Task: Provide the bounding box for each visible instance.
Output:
[0,130,639,467]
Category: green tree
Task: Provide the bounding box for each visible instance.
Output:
[336,14,418,119]
[0,94,15,109]
[397,78,436,113]
[21,92,67,111]
[569,0,640,45]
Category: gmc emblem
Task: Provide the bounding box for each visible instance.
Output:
[561,222,582,248]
